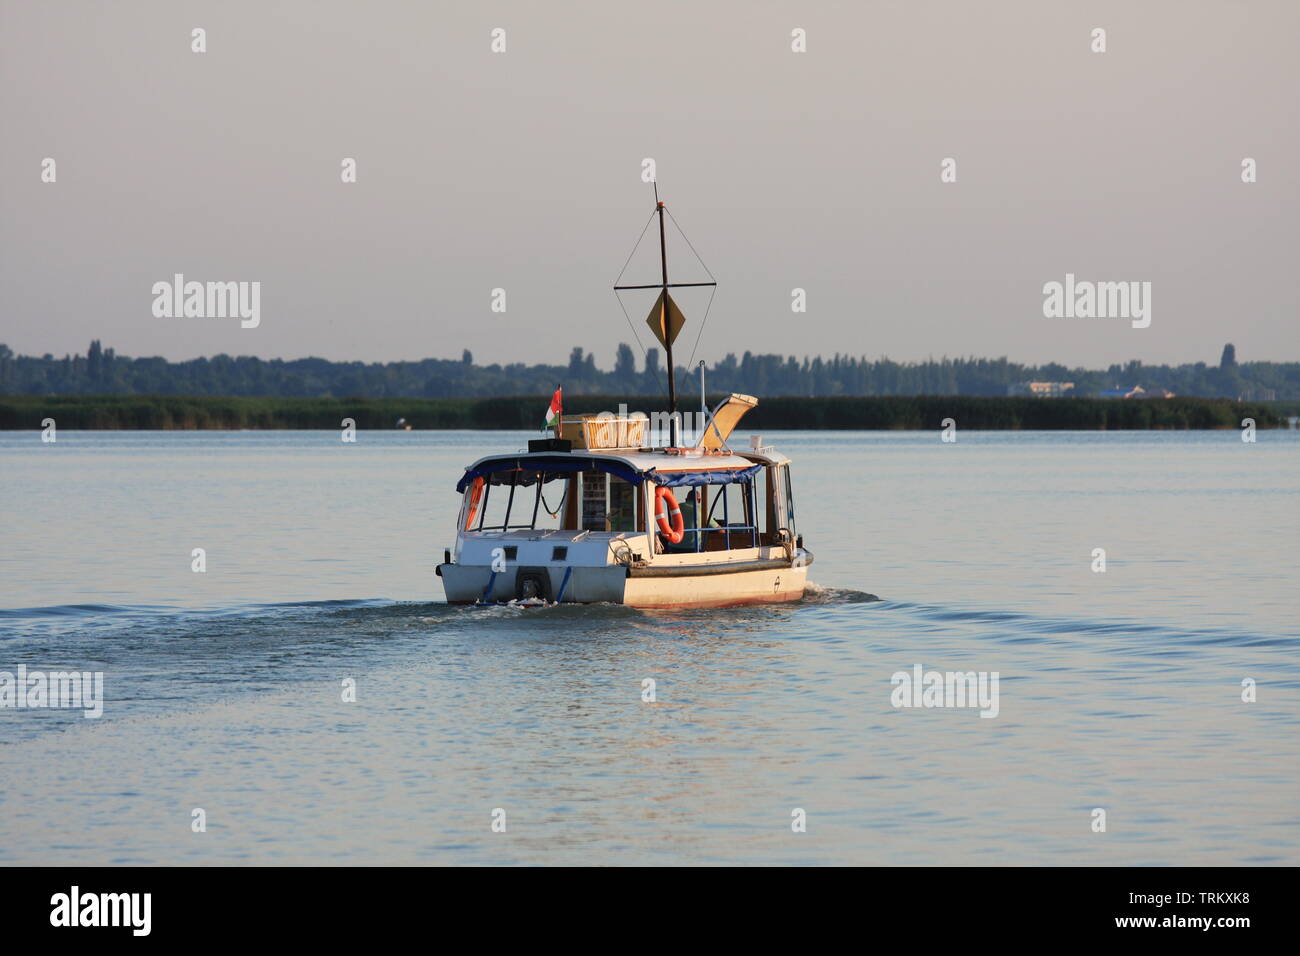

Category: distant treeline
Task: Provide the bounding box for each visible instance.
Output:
[0,394,1285,430]
[1,340,1297,400]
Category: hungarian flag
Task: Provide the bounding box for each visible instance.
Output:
[542,387,562,432]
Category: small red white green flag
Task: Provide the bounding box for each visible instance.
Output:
[543,387,562,432]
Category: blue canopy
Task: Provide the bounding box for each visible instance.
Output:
[455,456,645,493]
[455,457,761,493]
[649,465,762,488]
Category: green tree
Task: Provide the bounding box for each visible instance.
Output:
[615,342,636,380]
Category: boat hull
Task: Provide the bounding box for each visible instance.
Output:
[438,555,809,609]
[623,563,808,608]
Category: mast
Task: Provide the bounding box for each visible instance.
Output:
[655,183,679,446]
[613,183,716,450]
[699,360,706,421]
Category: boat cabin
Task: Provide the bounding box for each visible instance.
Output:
[454,445,797,557]
[441,436,805,606]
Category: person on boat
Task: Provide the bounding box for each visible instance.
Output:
[664,488,717,553]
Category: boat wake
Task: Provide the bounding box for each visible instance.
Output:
[801,581,882,604]
[0,584,883,637]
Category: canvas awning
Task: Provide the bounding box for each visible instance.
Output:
[455,456,645,492]
[648,465,762,488]
[697,394,758,450]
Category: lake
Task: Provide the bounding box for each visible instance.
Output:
[1,429,1296,864]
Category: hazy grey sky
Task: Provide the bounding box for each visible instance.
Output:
[2,0,1296,369]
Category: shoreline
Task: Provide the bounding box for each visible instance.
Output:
[0,394,1289,430]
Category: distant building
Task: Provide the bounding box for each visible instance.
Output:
[1098,385,1176,399]
[1238,387,1277,401]
[1007,381,1075,398]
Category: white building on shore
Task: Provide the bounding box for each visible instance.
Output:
[1006,381,1075,398]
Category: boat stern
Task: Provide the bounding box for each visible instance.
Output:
[438,532,646,605]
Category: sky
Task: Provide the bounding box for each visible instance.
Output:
[1,0,1297,370]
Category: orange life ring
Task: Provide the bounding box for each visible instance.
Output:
[654,486,685,544]
[464,476,485,530]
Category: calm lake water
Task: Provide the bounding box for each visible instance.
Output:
[1,429,1297,865]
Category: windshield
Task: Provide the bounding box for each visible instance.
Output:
[465,469,642,534]
[467,470,569,532]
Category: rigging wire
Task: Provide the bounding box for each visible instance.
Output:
[665,208,719,369]
[685,284,717,371]
[612,208,660,380]
[665,208,716,281]
[612,207,664,391]
[614,292,663,392]
[614,208,657,288]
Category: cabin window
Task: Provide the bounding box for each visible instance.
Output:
[609,477,637,531]
[663,488,703,553]
[578,471,639,532]
[757,466,777,540]
[663,479,759,553]
[534,476,568,530]
[782,466,797,539]
[467,470,568,532]
[703,480,757,550]
[581,471,605,531]
[462,461,647,535]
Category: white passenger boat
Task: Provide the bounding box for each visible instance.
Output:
[436,191,813,608]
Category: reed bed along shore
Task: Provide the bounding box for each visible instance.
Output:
[0,394,1287,430]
